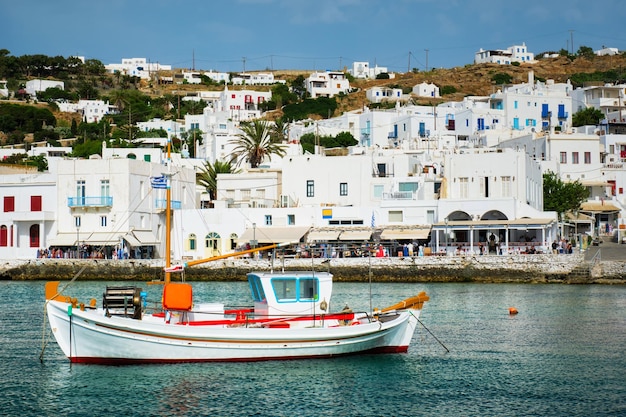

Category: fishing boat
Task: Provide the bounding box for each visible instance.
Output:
[43,143,429,364]
[44,257,429,363]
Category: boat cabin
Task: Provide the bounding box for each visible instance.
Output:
[247,271,333,317]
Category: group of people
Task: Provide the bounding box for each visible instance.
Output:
[551,238,574,254]
[36,245,131,259]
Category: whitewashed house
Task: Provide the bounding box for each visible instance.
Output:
[104,58,171,79]
[56,99,117,123]
[366,86,404,103]
[137,118,185,139]
[232,72,283,85]
[0,80,8,98]
[0,171,58,259]
[474,43,534,65]
[25,79,64,98]
[348,62,392,79]
[306,71,350,98]
[413,82,440,98]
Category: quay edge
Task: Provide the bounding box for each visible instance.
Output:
[1,255,625,284]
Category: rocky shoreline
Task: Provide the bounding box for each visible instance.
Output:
[2,254,625,284]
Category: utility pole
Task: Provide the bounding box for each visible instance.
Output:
[425,49,429,72]
[408,51,411,73]
[569,30,574,54]
[242,57,246,74]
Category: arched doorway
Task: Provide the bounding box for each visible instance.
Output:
[29,224,40,248]
[204,232,221,258]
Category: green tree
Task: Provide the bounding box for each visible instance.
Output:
[491,72,512,85]
[229,120,287,168]
[196,159,238,200]
[572,107,604,126]
[576,45,595,60]
[543,171,589,221]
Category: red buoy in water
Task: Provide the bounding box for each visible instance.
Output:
[508,307,519,315]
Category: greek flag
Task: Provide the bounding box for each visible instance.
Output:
[150,175,168,189]
[371,211,376,227]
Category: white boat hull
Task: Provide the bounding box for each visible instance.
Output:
[46,300,421,364]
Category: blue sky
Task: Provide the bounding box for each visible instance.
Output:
[3,0,625,73]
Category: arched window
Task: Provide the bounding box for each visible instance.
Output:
[0,225,7,247]
[230,233,238,250]
[188,233,197,250]
[29,224,40,248]
[205,232,220,250]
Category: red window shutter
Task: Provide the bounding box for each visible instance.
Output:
[31,195,42,211]
[4,196,14,212]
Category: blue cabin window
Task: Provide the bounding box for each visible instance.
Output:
[270,277,319,303]
[248,275,266,302]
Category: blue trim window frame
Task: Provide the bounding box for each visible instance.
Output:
[270,277,319,303]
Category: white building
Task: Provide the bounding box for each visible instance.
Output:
[0,171,57,259]
[474,43,535,65]
[137,118,185,139]
[0,80,8,98]
[232,72,283,85]
[595,47,619,56]
[366,86,404,103]
[571,83,626,123]
[306,71,350,98]
[413,82,440,98]
[104,58,172,80]
[50,155,196,259]
[349,62,392,79]
[56,99,117,123]
[25,79,64,98]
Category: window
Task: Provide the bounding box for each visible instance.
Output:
[272,278,297,302]
[76,180,85,205]
[189,234,197,250]
[459,177,469,199]
[339,182,348,196]
[584,152,591,164]
[205,232,220,250]
[0,225,7,247]
[74,216,81,228]
[389,210,403,222]
[3,196,14,212]
[306,180,314,197]
[501,176,512,197]
[299,278,319,301]
[560,152,567,164]
[100,216,107,227]
[100,179,110,205]
[373,185,384,199]
[241,189,251,200]
[287,214,295,225]
[572,152,579,164]
[265,215,272,226]
[31,196,42,212]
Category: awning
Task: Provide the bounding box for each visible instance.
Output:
[237,226,309,244]
[338,230,372,241]
[307,229,341,242]
[81,232,121,246]
[123,233,141,247]
[380,228,431,240]
[580,201,621,213]
[48,233,80,246]
[131,230,159,245]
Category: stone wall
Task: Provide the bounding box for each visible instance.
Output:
[2,254,625,284]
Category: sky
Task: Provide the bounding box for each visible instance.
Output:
[2,0,626,73]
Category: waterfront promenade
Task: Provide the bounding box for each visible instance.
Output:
[1,238,624,283]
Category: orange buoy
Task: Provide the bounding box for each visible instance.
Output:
[508,307,519,315]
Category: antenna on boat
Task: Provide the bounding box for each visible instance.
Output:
[164,137,173,285]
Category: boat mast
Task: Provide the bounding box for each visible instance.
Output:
[165,138,172,284]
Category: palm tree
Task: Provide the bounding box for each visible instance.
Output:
[229,120,287,168]
[197,159,238,201]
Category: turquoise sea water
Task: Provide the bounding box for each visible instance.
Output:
[1,280,625,417]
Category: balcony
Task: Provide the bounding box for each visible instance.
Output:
[558,111,568,119]
[68,196,113,208]
[155,199,182,210]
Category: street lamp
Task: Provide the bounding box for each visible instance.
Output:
[252,222,257,248]
[75,216,80,258]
